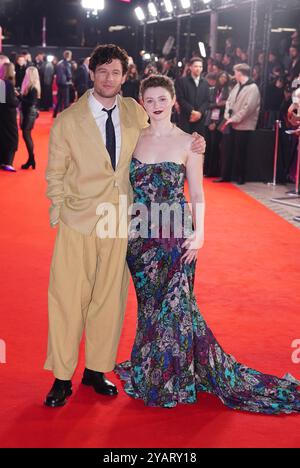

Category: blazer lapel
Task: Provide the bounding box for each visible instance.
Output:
[76,92,113,168]
[117,95,131,170]
[75,92,137,172]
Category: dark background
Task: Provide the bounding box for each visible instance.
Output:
[1,0,300,61]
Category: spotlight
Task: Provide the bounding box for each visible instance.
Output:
[47,55,54,63]
[164,0,174,13]
[178,61,183,67]
[180,0,191,8]
[148,2,158,17]
[198,42,206,58]
[108,25,127,32]
[135,6,146,21]
[81,0,104,11]
[81,0,104,18]
[217,26,233,31]
[140,50,153,61]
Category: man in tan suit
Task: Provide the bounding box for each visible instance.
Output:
[44,44,205,407]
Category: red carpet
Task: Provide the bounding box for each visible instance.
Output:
[0,112,300,448]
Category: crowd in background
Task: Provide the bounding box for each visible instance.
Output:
[0,52,41,172]
[0,29,300,180]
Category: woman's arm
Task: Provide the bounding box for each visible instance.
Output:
[5,80,19,108]
[181,142,205,264]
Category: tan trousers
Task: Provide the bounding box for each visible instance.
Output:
[44,219,129,380]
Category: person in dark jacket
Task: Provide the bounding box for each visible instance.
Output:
[280,85,299,183]
[266,51,283,80]
[42,58,55,111]
[19,66,41,169]
[122,63,140,102]
[0,63,19,172]
[35,53,54,110]
[175,57,209,136]
[22,50,34,68]
[15,55,27,90]
[288,45,300,82]
[204,72,231,177]
[74,57,91,99]
[222,53,234,75]
[53,50,72,118]
[265,75,285,128]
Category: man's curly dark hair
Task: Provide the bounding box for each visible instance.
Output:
[89,44,129,75]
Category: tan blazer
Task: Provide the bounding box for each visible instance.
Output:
[46,92,149,234]
[224,81,260,131]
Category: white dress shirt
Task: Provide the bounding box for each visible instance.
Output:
[88,90,122,168]
[193,77,200,87]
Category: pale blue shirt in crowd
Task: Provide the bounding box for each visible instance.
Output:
[87,90,122,167]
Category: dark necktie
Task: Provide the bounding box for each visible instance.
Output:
[103,106,116,170]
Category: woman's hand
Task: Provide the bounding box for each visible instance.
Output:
[181,232,204,264]
[189,111,202,123]
[181,247,198,264]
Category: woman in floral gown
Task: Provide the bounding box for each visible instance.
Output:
[114,75,300,414]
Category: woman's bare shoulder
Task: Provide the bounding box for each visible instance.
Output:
[173,126,193,147]
[136,127,150,144]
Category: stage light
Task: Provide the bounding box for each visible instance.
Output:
[180,0,191,8]
[164,0,174,13]
[217,26,233,31]
[108,25,127,32]
[148,2,158,17]
[198,42,206,58]
[271,27,297,33]
[135,6,146,21]
[47,55,54,63]
[178,61,183,67]
[81,0,104,11]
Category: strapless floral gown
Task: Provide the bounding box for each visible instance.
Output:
[114,157,300,413]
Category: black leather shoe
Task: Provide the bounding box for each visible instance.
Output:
[44,379,72,407]
[82,368,118,396]
[212,178,229,183]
